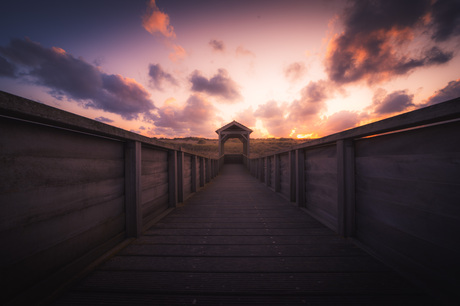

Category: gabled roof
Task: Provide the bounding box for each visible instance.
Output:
[215,120,253,134]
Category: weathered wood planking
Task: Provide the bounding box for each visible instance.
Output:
[55,164,435,305]
[269,155,275,189]
[279,152,290,198]
[304,144,338,231]
[354,120,460,302]
[140,146,169,224]
[183,154,192,200]
[0,117,125,303]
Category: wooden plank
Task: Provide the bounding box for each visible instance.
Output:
[125,141,141,238]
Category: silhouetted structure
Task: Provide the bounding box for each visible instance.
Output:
[216,120,252,157]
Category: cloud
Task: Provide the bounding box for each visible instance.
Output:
[189,69,241,102]
[319,110,361,136]
[148,63,178,90]
[168,44,187,62]
[236,45,255,57]
[430,0,460,42]
[371,89,414,115]
[0,55,15,77]
[235,106,256,127]
[254,101,291,137]
[142,0,176,38]
[0,38,154,120]
[424,79,460,106]
[94,116,114,123]
[209,39,225,52]
[152,94,217,137]
[284,62,306,82]
[288,80,330,122]
[325,0,455,85]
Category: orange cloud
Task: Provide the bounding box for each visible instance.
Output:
[142,0,176,38]
[168,44,187,62]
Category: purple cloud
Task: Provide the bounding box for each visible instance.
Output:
[425,79,460,106]
[209,39,225,52]
[325,0,455,85]
[148,63,178,91]
[0,38,154,120]
[371,89,414,115]
[284,62,306,82]
[190,69,241,102]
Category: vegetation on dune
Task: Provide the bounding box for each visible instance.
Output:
[155,137,308,158]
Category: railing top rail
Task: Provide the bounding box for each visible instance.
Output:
[252,96,460,158]
[0,90,213,159]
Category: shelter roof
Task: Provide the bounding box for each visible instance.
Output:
[215,120,253,134]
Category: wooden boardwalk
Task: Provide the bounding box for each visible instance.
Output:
[54,164,436,305]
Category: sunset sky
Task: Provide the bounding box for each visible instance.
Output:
[1,0,459,138]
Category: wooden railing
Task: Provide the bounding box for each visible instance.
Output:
[245,96,460,304]
[0,91,220,304]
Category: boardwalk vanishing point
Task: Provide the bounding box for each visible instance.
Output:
[54,164,435,305]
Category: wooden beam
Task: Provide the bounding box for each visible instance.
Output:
[177,151,184,203]
[337,140,355,237]
[168,150,178,207]
[289,151,296,202]
[125,141,142,237]
[296,149,305,207]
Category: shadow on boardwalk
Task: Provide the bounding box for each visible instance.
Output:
[54,164,435,305]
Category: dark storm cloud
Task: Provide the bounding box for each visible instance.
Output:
[0,38,154,120]
[190,69,241,102]
[148,63,178,90]
[425,79,460,106]
[325,0,456,85]
[153,94,217,136]
[430,0,460,42]
[284,62,306,82]
[0,55,15,77]
[372,89,414,115]
[209,39,225,52]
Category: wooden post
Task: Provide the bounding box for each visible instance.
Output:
[191,155,197,193]
[289,151,296,202]
[168,150,178,207]
[177,151,184,203]
[296,149,305,207]
[337,139,355,237]
[274,154,281,192]
[199,157,205,187]
[125,141,142,237]
[265,157,271,187]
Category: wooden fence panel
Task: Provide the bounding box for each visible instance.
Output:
[354,120,460,300]
[304,144,338,231]
[0,117,125,303]
[141,146,169,224]
[183,154,192,200]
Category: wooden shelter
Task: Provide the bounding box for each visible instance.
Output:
[216,120,253,157]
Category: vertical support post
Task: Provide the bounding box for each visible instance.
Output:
[274,154,281,192]
[125,141,142,237]
[337,139,355,237]
[191,155,197,193]
[289,151,296,202]
[296,149,305,207]
[205,159,211,183]
[199,157,205,187]
[259,158,264,182]
[177,151,184,203]
[265,157,271,187]
[168,150,178,207]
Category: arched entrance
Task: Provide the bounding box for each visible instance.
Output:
[215,120,253,157]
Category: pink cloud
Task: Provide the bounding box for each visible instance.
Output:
[142,0,176,38]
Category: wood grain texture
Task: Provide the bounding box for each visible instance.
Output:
[55,164,435,305]
[304,145,338,231]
